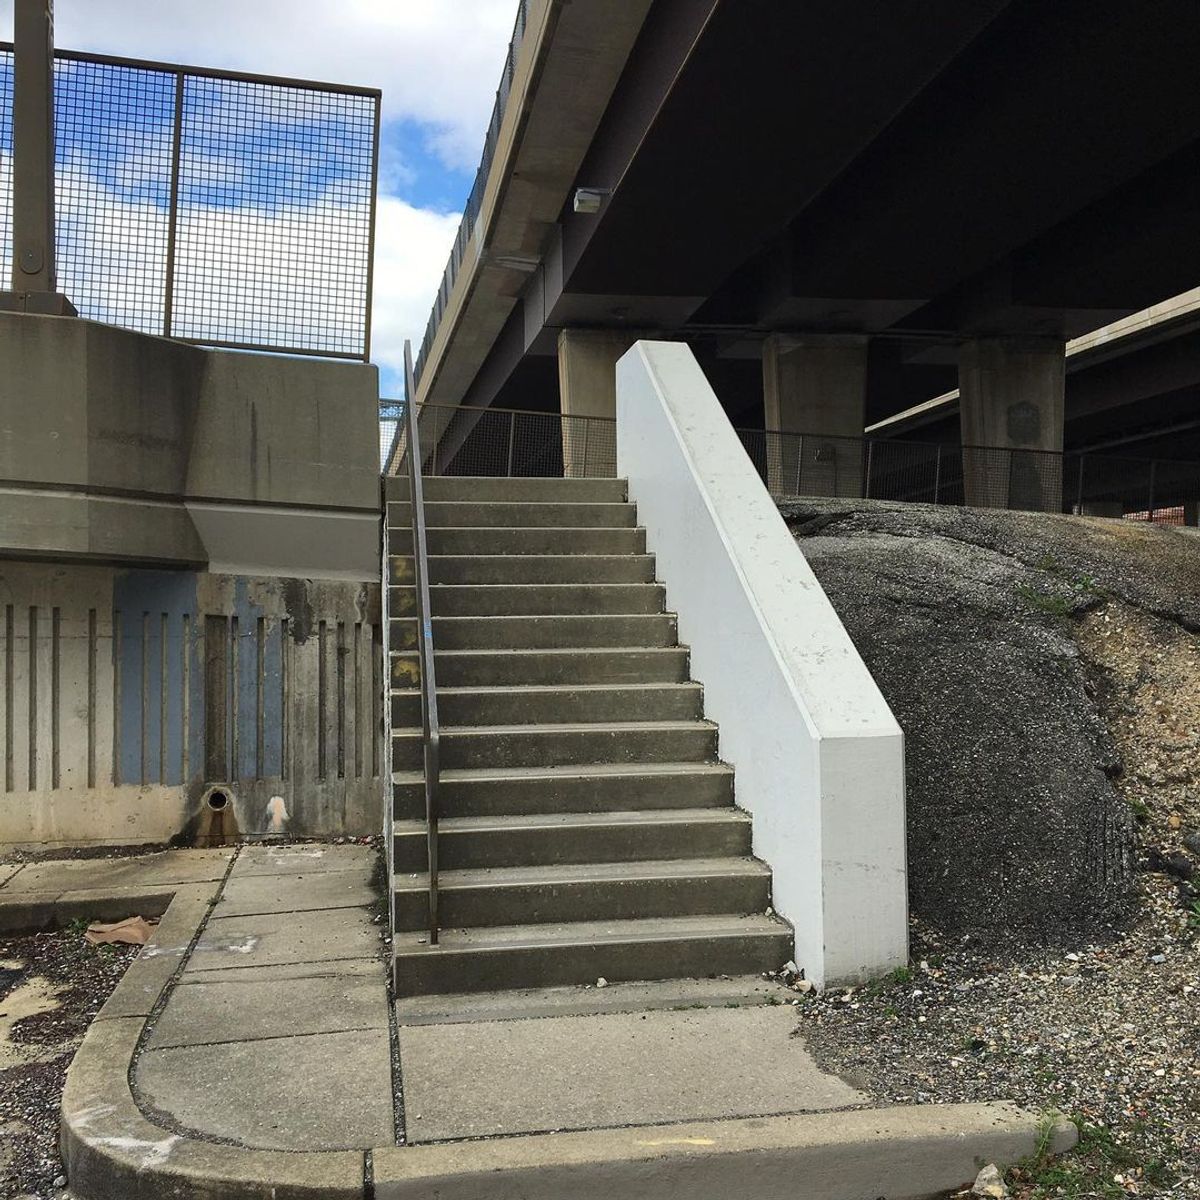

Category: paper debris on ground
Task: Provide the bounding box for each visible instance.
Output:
[84,916,159,946]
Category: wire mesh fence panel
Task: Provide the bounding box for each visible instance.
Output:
[0,46,378,358]
[53,55,175,333]
[171,73,376,356]
[0,49,12,286]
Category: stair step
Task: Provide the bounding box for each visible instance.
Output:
[416,526,647,557]
[392,762,736,819]
[393,857,771,930]
[387,476,627,504]
[392,914,792,996]
[391,613,677,651]
[391,582,667,617]
[395,554,657,586]
[392,647,690,688]
[392,808,750,871]
[389,500,637,529]
[392,721,718,771]
[392,682,704,728]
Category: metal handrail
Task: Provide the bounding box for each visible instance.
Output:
[403,340,441,945]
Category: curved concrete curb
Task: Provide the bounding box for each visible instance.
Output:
[376,1103,1076,1200]
[57,888,1077,1200]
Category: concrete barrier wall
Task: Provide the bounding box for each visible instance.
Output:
[616,341,908,985]
[0,312,381,579]
[0,561,383,850]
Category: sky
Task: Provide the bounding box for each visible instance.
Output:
[0,0,519,394]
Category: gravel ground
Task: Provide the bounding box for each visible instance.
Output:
[795,889,1197,1197]
[785,503,1199,1198]
[0,930,138,1200]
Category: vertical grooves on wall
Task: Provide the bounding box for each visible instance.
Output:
[140,611,150,786]
[281,617,290,782]
[112,609,122,786]
[4,604,13,793]
[230,615,240,783]
[27,606,38,792]
[51,607,61,790]
[371,621,381,778]
[336,620,347,780]
[87,608,97,789]
[317,620,328,781]
[181,613,191,786]
[353,621,363,779]
[255,616,265,781]
[159,612,169,785]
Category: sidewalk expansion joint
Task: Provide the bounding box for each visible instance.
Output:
[126,846,254,1150]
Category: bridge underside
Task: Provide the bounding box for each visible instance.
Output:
[434,0,1200,471]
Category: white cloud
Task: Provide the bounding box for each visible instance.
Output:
[0,0,518,172]
[3,146,460,381]
[371,196,463,387]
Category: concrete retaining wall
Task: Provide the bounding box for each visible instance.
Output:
[0,561,382,849]
[616,341,908,986]
[0,312,380,579]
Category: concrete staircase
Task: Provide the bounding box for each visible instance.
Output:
[386,476,792,997]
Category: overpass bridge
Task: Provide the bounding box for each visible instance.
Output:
[412,0,1200,513]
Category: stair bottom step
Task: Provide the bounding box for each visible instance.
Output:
[392,914,792,997]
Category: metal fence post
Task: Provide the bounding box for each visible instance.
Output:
[162,70,185,339]
[864,439,874,499]
[4,0,74,314]
[506,409,516,476]
[933,444,942,504]
[1148,459,1157,521]
[1075,454,1085,515]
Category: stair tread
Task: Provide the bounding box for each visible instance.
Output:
[401,525,645,533]
[418,555,656,564]
[391,682,700,698]
[392,719,716,738]
[391,646,688,657]
[393,856,770,889]
[393,760,732,783]
[393,913,789,954]
[423,613,675,621]
[393,808,748,837]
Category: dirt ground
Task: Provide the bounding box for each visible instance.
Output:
[0,929,138,1200]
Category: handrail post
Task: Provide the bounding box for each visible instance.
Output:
[403,340,440,946]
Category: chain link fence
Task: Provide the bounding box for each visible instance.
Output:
[1,45,379,359]
[380,401,616,479]
[379,400,1199,525]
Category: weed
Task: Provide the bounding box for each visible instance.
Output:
[1007,1114,1176,1199]
[1128,796,1151,824]
[1016,583,1075,618]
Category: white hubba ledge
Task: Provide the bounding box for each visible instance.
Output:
[616,341,908,986]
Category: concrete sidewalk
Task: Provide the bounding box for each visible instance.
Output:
[0,846,1077,1198]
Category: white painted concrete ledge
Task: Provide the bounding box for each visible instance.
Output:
[616,341,908,985]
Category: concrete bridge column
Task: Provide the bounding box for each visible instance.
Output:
[761,334,868,497]
[557,329,635,476]
[958,336,1066,512]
